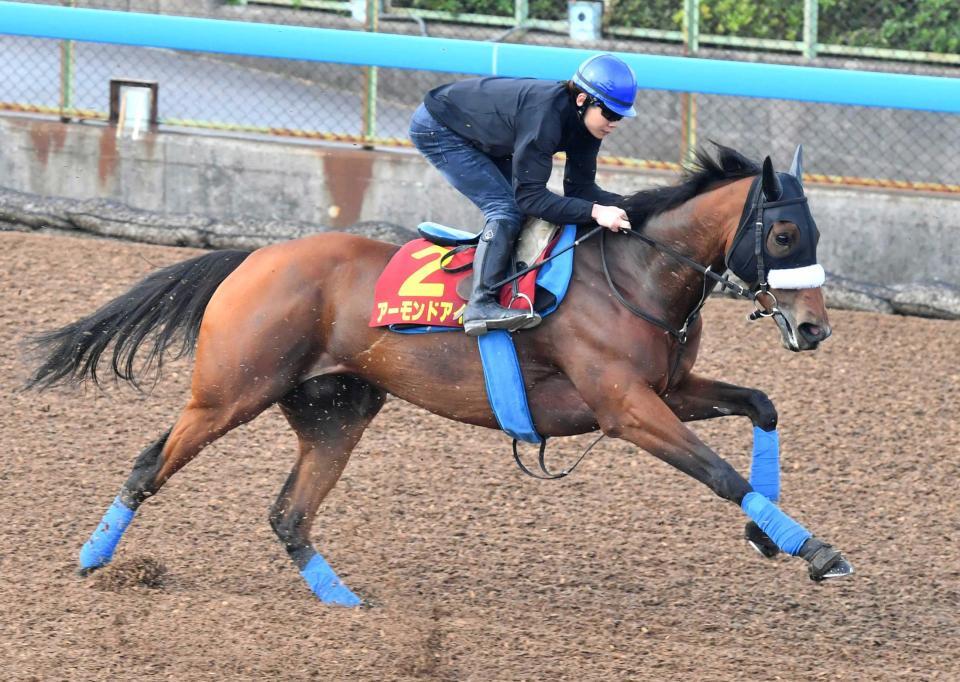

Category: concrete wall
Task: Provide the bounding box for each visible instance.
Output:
[2,114,958,286]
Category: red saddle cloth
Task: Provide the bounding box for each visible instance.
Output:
[369,238,552,329]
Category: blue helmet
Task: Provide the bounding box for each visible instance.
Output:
[571,54,638,118]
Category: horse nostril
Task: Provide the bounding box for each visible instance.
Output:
[799,323,824,343]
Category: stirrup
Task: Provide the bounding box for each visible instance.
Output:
[463,311,534,337]
[463,289,540,336]
[510,292,542,331]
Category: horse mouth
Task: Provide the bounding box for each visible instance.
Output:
[776,316,802,352]
[775,315,826,352]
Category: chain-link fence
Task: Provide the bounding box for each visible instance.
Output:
[1,0,958,190]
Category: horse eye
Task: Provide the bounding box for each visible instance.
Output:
[775,234,791,246]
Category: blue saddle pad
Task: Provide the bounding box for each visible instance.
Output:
[393,224,577,443]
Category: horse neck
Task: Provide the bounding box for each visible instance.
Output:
[610,177,753,328]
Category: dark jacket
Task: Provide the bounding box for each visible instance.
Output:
[424,77,622,225]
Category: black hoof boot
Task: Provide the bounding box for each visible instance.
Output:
[800,538,854,582]
[744,521,780,558]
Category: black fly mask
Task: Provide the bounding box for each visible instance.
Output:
[726,145,824,291]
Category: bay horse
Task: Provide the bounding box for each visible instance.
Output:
[27,144,852,606]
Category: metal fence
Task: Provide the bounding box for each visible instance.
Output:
[1,0,958,192]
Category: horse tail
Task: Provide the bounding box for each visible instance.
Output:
[26,249,250,390]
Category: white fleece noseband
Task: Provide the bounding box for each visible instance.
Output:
[766,264,825,290]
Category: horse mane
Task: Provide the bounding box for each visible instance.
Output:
[621,144,760,228]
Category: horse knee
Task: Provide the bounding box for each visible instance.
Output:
[597,414,624,440]
[749,390,778,431]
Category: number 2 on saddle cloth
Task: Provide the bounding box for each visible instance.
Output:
[368,224,574,333]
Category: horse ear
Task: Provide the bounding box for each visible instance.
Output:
[789,144,804,185]
[761,156,782,201]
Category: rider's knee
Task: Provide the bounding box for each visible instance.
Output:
[484,207,523,229]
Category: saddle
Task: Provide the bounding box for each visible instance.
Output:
[418,219,559,306]
[369,219,567,331]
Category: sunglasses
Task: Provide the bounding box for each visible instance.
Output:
[589,98,623,122]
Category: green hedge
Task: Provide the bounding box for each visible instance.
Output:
[391,0,960,53]
[819,0,960,53]
[392,0,567,20]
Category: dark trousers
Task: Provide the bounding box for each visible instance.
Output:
[408,103,523,230]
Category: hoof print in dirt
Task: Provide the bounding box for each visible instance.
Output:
[356,591,381,609]
[91,557,168,591]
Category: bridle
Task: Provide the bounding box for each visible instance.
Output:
[600,175,807,346]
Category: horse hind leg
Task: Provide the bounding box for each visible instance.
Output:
[78,396,276,575]
[270,374,385,606]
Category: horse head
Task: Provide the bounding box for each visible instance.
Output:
[726,145,831,351]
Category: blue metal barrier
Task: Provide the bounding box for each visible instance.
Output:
[0,1,957,114]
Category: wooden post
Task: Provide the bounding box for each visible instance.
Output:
[362,0,379,147]
[58,0,75,121]
[803,0,819,60]
[680,0,700,166]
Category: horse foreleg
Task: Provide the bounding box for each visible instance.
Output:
[662,374,782,557]
[589,381,852,581]
[664,373,778,430]
[271,375,386,606]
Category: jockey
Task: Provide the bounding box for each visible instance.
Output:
[409,53,638,336]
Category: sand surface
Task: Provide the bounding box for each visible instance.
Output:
[2,232,958,680]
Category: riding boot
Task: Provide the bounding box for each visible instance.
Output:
[462,220,540,337]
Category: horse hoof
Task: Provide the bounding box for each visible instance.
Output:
[810,556,854,582]
[744,521,780,558]
[801,538,854,582]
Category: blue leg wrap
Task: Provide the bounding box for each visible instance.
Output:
[300,552,361,607]
[740,492,811,556]
[749,426,780,502]
[79,496,136,571]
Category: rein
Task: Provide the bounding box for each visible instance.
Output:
[489,225,605,291]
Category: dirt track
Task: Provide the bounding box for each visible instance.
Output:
[2,231,958,681]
